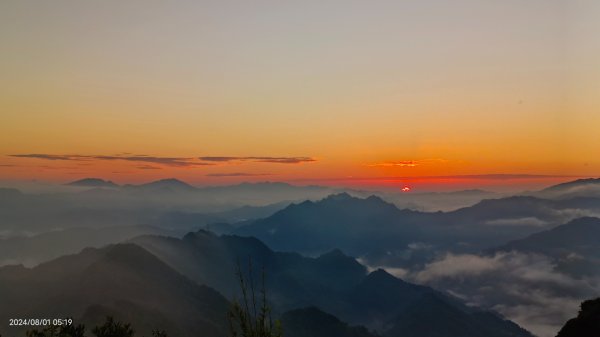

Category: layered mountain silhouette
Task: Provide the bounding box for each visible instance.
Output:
[0,180,348,233]
[0,243,230,337]
[496,217,600,257]
[0,231,533,337]
[5,177,598,240]
[0,238,391,337]
[131,231,533,337]
[494,217,600,277]
[538,177,600,199]
[3,178,598,337]
[232,193,600,267]
[543,178,600,192]
[556,298,600,337]
[234,193,425,258]
[131,231,368,308]
[0,225,172,267]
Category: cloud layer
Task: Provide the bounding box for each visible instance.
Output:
[10,154,207,167]
[10,154,316,168]
[366,158,449,167]
[367,160,420,167]
[199,156,316,164]
[407,252,600,337]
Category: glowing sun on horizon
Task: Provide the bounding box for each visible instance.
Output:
[401,186,411,192]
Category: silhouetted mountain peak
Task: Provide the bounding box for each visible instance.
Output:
[0,187,22,197]
[221,234,274,260]
[300,199,314,205]
[357,268,421,295]
[545,178,600,192]
[494,217,600,263]
[318,193,398,211]
[324,192,354,201]
[561,216,600,229]
[233,192,416,255]
[139,178,196,191]
[364,268,399,284]
[365,195,385,202]
[450,195,548,218]
[315,249,366,277]
[516,216,600,241]
[0,241,231,337]
[102,243,160,267]
[67,178,118,188]
[182,229,222,247]
[318,248,347,259]
[151,178,191,185]
[187,229,218,238]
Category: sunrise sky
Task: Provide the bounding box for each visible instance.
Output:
[1,0,598,190]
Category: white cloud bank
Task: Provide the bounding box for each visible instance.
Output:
[388,252,600,337]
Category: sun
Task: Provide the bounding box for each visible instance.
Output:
[401,186,411,192]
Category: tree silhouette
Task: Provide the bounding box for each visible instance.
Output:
[92,317,134,337]
[228,259,282,337]
[25,317,168,337]
[26,323,85,337]
[151,330,168,337]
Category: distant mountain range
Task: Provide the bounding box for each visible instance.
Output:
[543,178,600,192]
[66,178,118,188]
[232,192,600,267]
[0,179,353,233]
[4,176,597,236]
[130,178,196,191]
[494,217,600,277]
[496,217,600,258]
[536,177,600,199]
[0,183,303,234]
[4,177,600,270]
[70,177,345,198]
[65,177,506,212]
[0,225,172,267]
[0,201,294,267]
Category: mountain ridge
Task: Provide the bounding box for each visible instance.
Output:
[130,230,533,337]
[67,178,118,188]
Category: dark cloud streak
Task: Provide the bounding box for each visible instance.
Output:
[10,154,212,167]
[206,172,273,177]
[10,154,86,161]
[136,165,161,170]
[199,156,316,164]
[10,153,316,168]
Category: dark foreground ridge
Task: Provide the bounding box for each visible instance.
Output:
[556,298,600,337]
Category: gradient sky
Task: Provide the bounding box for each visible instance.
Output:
[0,0,598,190]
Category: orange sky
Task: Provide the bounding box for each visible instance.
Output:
[0,0,598,191]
